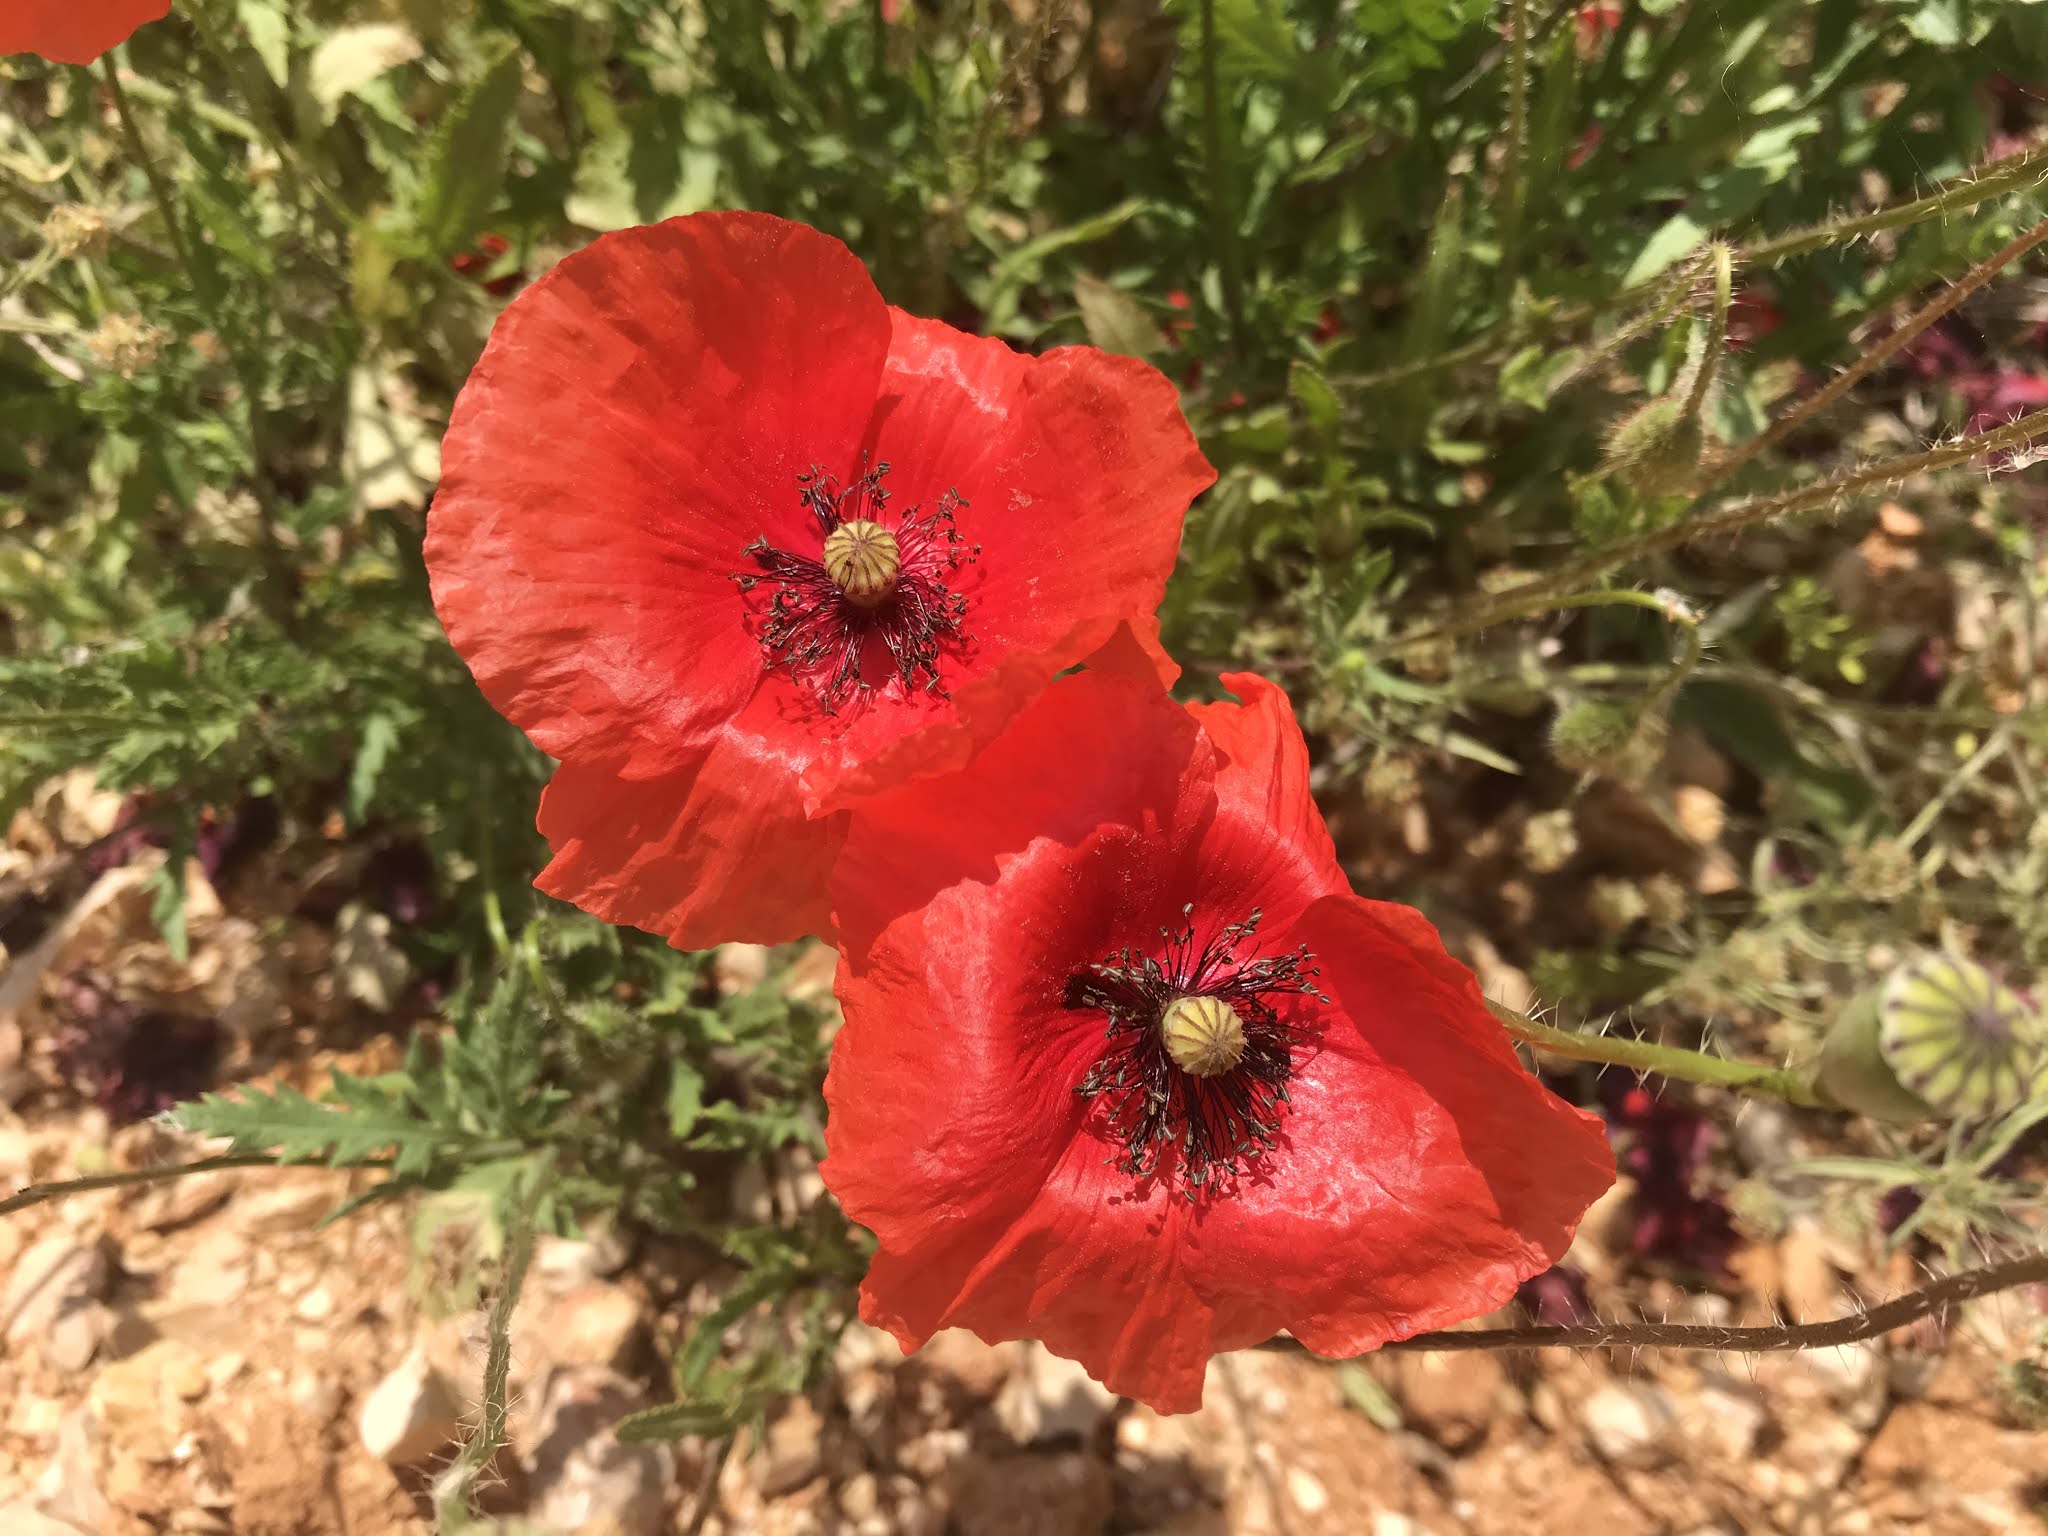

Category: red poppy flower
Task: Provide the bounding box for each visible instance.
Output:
[449,232,523,298]
[2,0,169,63]
[822,635,1615,1411]
[427,213,1212,947]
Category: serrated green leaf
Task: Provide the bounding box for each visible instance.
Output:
[1289,360,1341,437]
[238,0,292,88]
[412,40,525,259]
[1072,274,1161,359]
[175,1082,434,1172]
[615,1397,745,1443]
[667,1061,704,1139]
[347,715,399,822]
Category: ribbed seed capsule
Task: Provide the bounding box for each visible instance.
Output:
[1159,995,1246,1078]
[822,519,901,608]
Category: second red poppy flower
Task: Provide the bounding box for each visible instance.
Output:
[427,212,1214,946]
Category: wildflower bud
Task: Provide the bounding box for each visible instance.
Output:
[1601,397,1704,498]
[1587,877,1647,936]
[822,519,901,608]
[1549,698,1665,783]
[1845,837,1916,903]
[40,203,108,260]
[1159,995,1245,1078]
[1521,808,1578,874]
[85,313,167,380]
[1816,954,2046,1123]
[1641,873,1688,928]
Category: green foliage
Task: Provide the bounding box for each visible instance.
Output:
[9,0,2048,1473]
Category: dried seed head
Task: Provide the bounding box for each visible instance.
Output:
[822,519,902,608]
[1159,994,1247,1078]
[1521,808,1579,874]
[40,203,107,260]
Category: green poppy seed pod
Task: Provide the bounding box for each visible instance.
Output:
[1815,990,1937,1124]
[1159,995,1246,1078]
[1549,699,1666,783]
[1818,956,2047,1122]
[822,519,901,608]
[1602,397,1704,498]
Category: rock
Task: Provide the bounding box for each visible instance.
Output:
[1581,1381,1679,1469]
[712,942,772,994]
[293,1283,336,1322]
[834,1321,906,1375]
[356,1344,464,1465]
[995,1343,1116,1445]
[953,1451,1113,1536]
[521,1280,646,1376]
[232,1179,335,1236]
[840,1471,882,1522]
[1372,1516,1427,1536]
[131,1169,240,1232]
[1286,1466,1329,1515]
[87,1339,209,1467]
[524,1366,672,1536]
[1385,1351,1504,1451]
[1672,1376,1769,1463]
[756,1395,828,1498]
[917,1327,1015,1401]
[31,1408,111,1534]
[3,1234,114,1368]
[533,1228,632,1291]
[0,1499,98,1536]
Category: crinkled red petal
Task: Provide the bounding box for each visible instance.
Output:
[795,313,1213,813]
[2,0,168,63]
[825,671,1614,1411]
[427,212,891,780]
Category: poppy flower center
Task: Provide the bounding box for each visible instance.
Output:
[1159,995,1245,1077]
[822,519,902,607]
[733,462,976,715]
[1064,907,1326,1194]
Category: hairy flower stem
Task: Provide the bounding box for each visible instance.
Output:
[432,1158,549,1529]
[1402,405,2048,653]
[1544,253,1709,398]
[101,57,300,634]
[0,1153,302,1219]
[1488,1001,1830,1107]
[1347,137,2048,394]
[1197,0,1248,362]
[1705,214,2048,493]
[1497,0,1529,301]
[1379,1251,2048,1353]
[1681,242,1731,422]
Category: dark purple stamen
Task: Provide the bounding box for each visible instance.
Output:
[733,462,974,714]
[1064,906,1326,1194]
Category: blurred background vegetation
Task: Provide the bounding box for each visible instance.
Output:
[10,0,2048,1458]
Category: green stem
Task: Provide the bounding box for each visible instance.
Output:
[1412,403,2048,645]
[432,1159,548,1529]
[1498,0,1529,300]
[1489,1000,1829,1106]
[1345,136,2048,395]
[1680,242,1731,421]
[1197,0,1247,362]
[1705,214,2048,493]
[0,1153,309,1218]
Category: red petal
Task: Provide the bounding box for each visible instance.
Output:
[796,314,1214,810]
[829,626,1208,956]
[2,0,168,62]
[533,704,848,949]
[825,670,1612,1412]
[1190,894,1615,1369]
[427,213,890,779]
[1185,671,1347,933]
